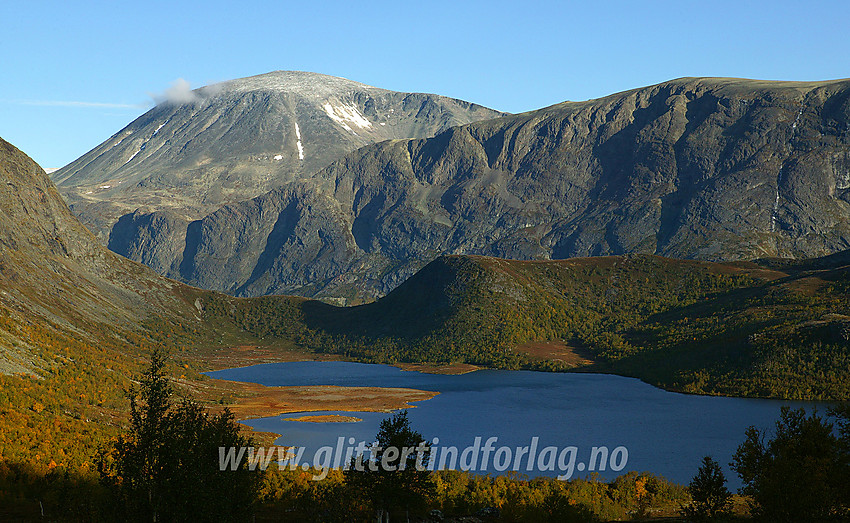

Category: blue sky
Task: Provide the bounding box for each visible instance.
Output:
[1,0,848,168]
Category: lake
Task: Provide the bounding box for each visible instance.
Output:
[207,361,816,486]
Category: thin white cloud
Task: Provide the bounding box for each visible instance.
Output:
[4,77,205,110]
[6,99,147,109]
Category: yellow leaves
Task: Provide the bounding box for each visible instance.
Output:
[323,468,345,483]
[635,476,648,500]
[31,402,44,413]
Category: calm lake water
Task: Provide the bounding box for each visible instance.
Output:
[207,361,816,486]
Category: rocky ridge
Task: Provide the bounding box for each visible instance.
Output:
[106,77,850,302]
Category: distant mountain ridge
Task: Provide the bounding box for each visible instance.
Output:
[51,71,507,241]
[105,76,850,302]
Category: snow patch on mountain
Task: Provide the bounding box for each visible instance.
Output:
[295,122,304,160]
[323,102,372,133]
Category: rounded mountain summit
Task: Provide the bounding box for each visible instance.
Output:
[51,71,507,240]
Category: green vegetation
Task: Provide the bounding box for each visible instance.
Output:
[345,410,434,522]
[731,406,850,520]
[0,294,250,519]
[97,348,258,522]
[207,253,850,400]
[681,456,732,520]
[256,468,690,522]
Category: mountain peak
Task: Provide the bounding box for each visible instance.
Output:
[52,73,505,241]
[202,70,385,98]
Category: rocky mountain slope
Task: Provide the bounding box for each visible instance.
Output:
[51,71,506,241]
[0,137,206,375]
[110,77,850,302]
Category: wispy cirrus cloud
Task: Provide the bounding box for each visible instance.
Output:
[2,99,148,109]
[4,78,207,110]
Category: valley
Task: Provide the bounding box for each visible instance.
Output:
[2,73,849,521]
[2,125,848,470]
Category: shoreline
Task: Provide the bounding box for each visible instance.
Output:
[209,380,439,421]
[189,345,470,442]
[192,363,440,443]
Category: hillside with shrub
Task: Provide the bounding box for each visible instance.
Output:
[208,252,850,400]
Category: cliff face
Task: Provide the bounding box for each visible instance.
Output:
[51,71,506,242]
[107,78,850,302]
